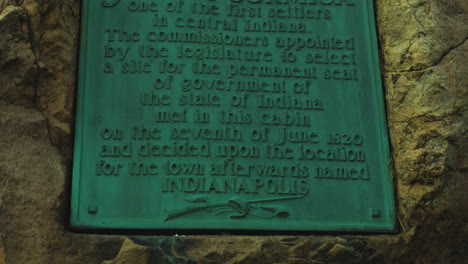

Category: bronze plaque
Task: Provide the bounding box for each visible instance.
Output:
[71,0,396,232]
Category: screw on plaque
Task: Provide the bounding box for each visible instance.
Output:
[88,205,98,214]
[371,209,381,218]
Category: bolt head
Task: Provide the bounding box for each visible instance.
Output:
[88,205,98,214]
[371,209,381,218]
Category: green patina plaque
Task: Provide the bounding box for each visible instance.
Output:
[71,0,396,232]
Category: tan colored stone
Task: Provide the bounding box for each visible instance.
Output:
[378,1,468,261]
[15,0,79,156]
[0,6,37,107]
[376,0,468,71]
[0,235,6,264]
[101,238,151,264]
[385,37,467,228]
[289,239,316,259]
[0,101,127,264]
[327,244,358,263]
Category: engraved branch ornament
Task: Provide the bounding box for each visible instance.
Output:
[164,195,303,221]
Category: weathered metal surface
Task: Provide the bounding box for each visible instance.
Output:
[71,0,395,232]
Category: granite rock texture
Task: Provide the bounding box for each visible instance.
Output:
[0,0,466,263]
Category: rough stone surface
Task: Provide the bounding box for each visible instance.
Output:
[0,0,79,156]
[101,238,151,264]
[0,0,467,263]
[0,234,6,264]
[376,0,468,262]
[0,5,37,108]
